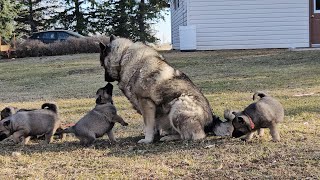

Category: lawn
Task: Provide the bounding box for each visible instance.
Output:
[0,49,319,179]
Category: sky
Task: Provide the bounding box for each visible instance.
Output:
[153,11,171,44]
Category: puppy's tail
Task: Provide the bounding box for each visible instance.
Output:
[253,91,268,101]
[56,126,75,134]
[41,103,58,114]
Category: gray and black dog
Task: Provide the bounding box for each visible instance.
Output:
[57,83,128,146]
[0,103,62,144]
[224,92,284,142]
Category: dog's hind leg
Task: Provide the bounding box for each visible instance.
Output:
[107,130,117,143]
[269,124,280,142]
[138,98,156,144]
[44,131,54,144]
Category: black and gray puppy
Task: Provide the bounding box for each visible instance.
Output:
[0,103,61,144]
[224,92,284,142]
[58,83,128,146]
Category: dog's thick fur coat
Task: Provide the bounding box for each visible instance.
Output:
[100,35,214,143]
[225,92,284,142]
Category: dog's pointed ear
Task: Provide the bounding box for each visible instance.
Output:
[3,120,11,127]
[99,42,106,51]
[110,34,116,42]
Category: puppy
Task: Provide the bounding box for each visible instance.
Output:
[0,106,65,141]
[1,107,35,120]
[0,103,61,144]
[224,92,284,142]
[58,83,128,146]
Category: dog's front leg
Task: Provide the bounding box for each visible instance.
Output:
[138,98,156,144]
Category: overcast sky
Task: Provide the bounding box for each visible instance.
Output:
[154,11,171,44]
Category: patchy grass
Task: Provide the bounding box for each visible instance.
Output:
[0,49,319,179]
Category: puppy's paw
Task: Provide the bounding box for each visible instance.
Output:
[137,138,153,144]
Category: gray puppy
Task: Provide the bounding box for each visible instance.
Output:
[0,103,61,144]
[59,83,128,146]
[224,92,284,142]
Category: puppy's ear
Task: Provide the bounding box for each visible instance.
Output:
[110,34,116,42]
[3,120,11,127]
[99,42,106,51]
[96,96,102,104]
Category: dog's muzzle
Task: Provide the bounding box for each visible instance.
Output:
[105,70,115,82]
[232,130,245,138]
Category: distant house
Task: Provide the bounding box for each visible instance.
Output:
[171,0,320,50]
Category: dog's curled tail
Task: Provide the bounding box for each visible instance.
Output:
[41,103,58,114]
[253,91,268,101]
[56,126,75,135]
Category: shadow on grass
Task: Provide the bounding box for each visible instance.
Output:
[0,135,236,156]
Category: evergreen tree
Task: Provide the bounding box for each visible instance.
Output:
[0,0,18,40]
[55,0,99,35]
[15,0,58,36]
[98,0,168,43]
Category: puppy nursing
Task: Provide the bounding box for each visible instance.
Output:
[225,92,284,142]
[59,83,128,146]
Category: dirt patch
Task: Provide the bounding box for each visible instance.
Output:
[67,68,100,75]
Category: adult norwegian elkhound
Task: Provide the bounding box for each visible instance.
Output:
[99,35,223,143]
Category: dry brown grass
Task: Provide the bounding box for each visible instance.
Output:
[0,49,319,179]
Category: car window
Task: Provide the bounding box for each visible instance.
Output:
[57,32,70,40]
[42,32,56,39]
[31,33,41,39]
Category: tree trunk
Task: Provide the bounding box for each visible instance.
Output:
[74,0,84,35]
[28,0,37,33]
[137,0,146,42]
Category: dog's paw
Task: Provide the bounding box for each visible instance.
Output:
[122,122,129,126]
[160,135,180,142]
[137,138,153,144]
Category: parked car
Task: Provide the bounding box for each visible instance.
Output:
[29,30,84,43]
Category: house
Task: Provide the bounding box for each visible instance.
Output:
[171,0,320,50]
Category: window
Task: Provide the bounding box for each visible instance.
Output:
[315,0,320,13]
[57,32,70,40]
[42,32,56,40]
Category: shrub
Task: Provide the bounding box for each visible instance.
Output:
[15,35,109,58]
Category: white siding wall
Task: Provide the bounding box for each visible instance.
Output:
[187,0,309,50]
[171,0,188,49]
